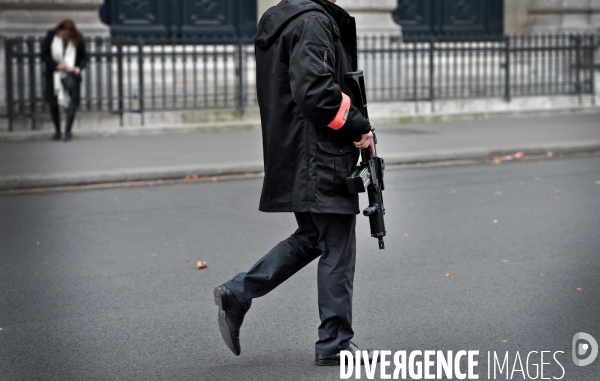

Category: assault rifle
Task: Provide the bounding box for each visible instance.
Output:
[345,71,386,249]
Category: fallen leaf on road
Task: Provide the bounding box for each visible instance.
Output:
[490,157,502,165]
[493,219,498,224]
[551,195,559,200]
[446,272,452,277]
[185,259,189,263]
[197,261,208,270]
[184,174,199,181]
[540,273,544,277]
[546,152,554,157]
[540,298,547,302]
[576,288,582,291]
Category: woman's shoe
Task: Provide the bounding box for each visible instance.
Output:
[63,132,72,142]
[52,132,61,141]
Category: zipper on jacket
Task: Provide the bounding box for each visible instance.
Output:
[323,49,328,74]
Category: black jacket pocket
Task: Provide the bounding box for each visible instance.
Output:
[315,140,358,198]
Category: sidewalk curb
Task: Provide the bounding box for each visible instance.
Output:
[1,141,599,191]
[2,105,599,142]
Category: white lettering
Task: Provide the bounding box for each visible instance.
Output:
[468,350,479,379]
[526,351,539,379]
[340,351,353,379]
[493,351,509,379]
[393,351,407,379]
[409,350,423,379]
[380,350,392,379]
[553,351,565,380]
[437,350,453,379]
[424,350,435,379]
[364,350,379,379]
[510,351,525,379]
[541,351,551,380]
[455,350,467,380]
[356,349,361,379]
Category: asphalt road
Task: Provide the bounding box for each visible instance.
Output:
[1,156,599,380]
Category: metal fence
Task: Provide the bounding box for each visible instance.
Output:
[3,36,256,130]
[360,34,596,104]
[2,33,597,131]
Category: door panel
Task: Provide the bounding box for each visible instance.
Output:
[100,0,257,39]
[393,0,503,40]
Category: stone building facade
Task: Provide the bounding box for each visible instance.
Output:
[0,0,598,41]
[505,0,600,35]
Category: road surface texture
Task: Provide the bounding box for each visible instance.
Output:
[1,156,599,380]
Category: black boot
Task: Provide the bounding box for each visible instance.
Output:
[50,104,61,141]
[315,342,380,366]
[64,103,76,142]
[214,284,246,356]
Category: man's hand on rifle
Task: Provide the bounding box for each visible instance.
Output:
[354,131,375,156]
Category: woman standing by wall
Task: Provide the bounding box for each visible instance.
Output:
[41,20,88,141]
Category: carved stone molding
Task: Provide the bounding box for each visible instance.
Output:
[0,0,109,36]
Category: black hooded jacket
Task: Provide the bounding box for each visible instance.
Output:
[255,0,371,214]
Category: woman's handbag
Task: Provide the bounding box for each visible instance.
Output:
[61,72,77,94]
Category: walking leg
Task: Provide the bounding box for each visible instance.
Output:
[313,213,357,355]
[225,212,322,312]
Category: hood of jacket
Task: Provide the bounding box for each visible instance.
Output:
[255,0,324,50]
[255,0,354,48]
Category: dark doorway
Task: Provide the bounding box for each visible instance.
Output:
[393,0,503,40]
[100,0,257,39]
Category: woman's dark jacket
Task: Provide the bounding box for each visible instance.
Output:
[41,30,88,107]
[255,0,371,214]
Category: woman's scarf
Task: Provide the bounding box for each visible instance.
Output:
[50,35,76,108]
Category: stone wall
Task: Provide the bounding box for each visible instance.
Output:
[505,0,600,34]
[0,0,109,37]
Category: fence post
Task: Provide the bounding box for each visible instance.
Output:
[576,35,582,104]
[591,35,596,105]
[5,39,14,132]
[116,38,124,126]
[138,37,144,126]
[504,35,511,102]
[413,41,418,112]
[237,37,245,115]
[429,37,435,112]
[27,37,36,130]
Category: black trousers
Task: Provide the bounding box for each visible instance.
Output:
[49,101,77,134]
[225,212,357,355]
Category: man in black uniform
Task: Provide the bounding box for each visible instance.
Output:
[214,0,377,365]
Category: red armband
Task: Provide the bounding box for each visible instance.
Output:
[327,92,351,130]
